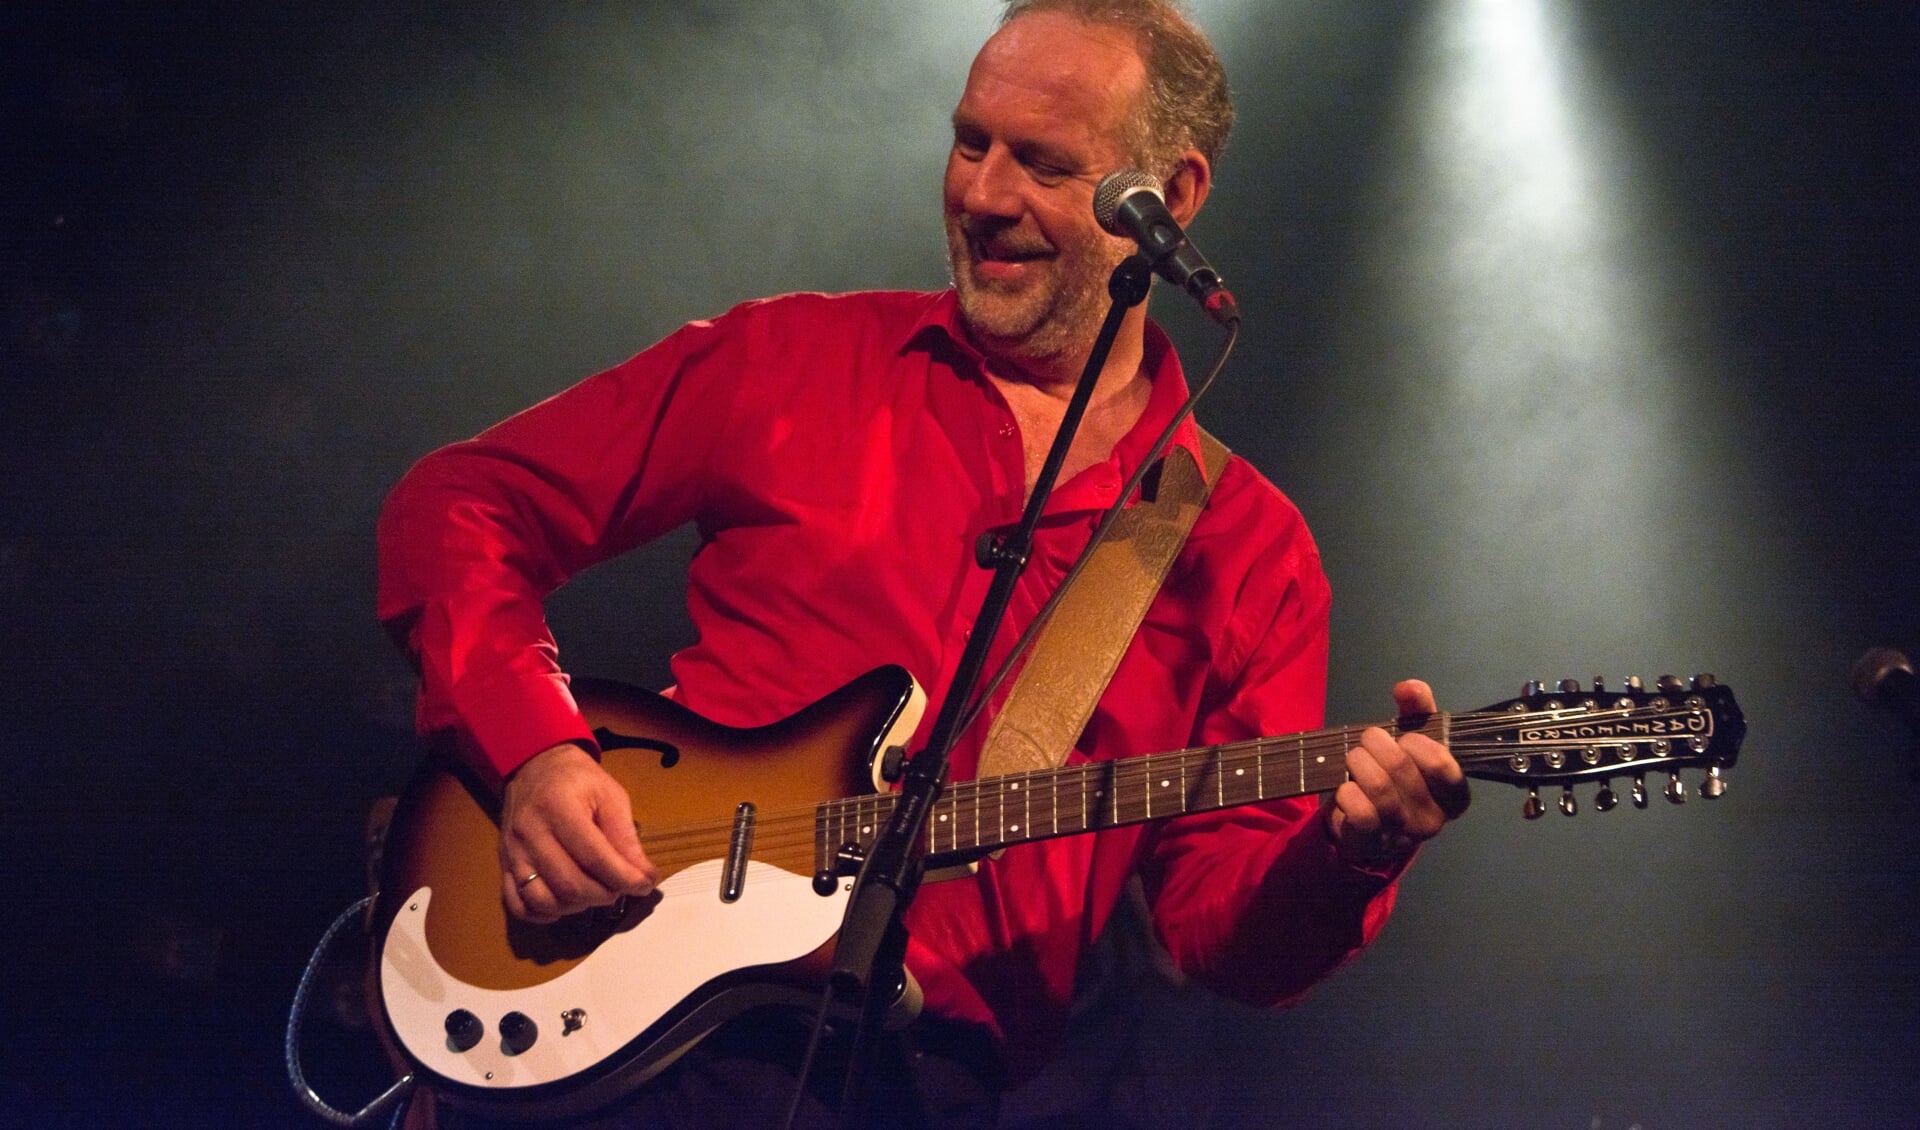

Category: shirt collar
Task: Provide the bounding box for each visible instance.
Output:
[898,290,1212,490]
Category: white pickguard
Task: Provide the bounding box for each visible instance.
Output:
[380,861,851,1090]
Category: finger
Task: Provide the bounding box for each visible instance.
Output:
[1393,678,1437,717]
[1399,730,1471,820]
[1350,727,1415,829]
[1341,734,1401,831]
[548,799,651,900]
[1391,680,1471,822]
[501,861,562,925]
[507,810,622,917]
[1329,778,1380,839]
[590,790,660,894]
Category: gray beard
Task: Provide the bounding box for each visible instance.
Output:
[946,226,1132,373]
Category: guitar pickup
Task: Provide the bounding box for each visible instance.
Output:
[721,802,755,903]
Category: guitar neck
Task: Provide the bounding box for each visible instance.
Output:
[817,714,1450,869]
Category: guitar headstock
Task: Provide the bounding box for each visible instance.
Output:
[1453,674,1745,818]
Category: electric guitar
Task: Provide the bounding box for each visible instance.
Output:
[373,667,1744,1117]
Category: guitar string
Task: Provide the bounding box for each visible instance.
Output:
[628,703,1717,871]
[635,703,1712,857]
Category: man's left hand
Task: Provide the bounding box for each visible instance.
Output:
[1324,679,1470,870]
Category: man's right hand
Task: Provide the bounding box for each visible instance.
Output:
[498,743,660,924]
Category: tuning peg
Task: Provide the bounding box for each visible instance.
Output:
[1594,781,1619,811]
[1625,675,1644,691]
[1522,679,1544,697]
[1665,772,1686,804]
[1523,788,1545,820]
[1691,673,1718,689]
[1557,678,1581,693]
[1657,674,1685,695]
[1593,675,1607,693]
[1701,765,1728,798]
[1631,774,1649,808]
[1558,786,1577,816]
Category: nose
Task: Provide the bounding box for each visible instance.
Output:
[953,144,1023,222]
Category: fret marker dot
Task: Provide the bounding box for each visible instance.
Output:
[1159,779,1171,788]
[939,814,949,822]
[1010,782,1021,791]
[862,825,873,834]
[1011,824,1020,832]
[1315,756,1326,765]
[1235,768,1245,776]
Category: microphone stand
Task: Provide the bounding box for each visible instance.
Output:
[812,255,1156,1127]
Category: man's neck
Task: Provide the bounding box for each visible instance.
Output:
[981,340,1154,502]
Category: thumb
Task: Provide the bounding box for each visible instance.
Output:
[1392,678,1437,717]
[592,781,655,877]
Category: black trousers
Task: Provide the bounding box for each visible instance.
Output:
[436,1009,1003,1130]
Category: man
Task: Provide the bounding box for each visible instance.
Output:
[377,1,1467,1125]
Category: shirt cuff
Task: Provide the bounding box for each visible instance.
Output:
[448,667,599,790]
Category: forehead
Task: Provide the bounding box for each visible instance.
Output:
[954,12,1147,153]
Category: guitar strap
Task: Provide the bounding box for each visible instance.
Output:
[976,426,1232,778]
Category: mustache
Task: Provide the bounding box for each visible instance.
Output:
[957,217,1055,259]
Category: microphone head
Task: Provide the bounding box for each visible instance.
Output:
[1853,646,1914,702]
[1093,169,1163,235]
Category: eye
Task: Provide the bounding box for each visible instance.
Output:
[1011,143,1077,186]
[951,125,987,161]
[1025,161,1071,186]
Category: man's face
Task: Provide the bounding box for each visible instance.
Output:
[944,13,1147,370]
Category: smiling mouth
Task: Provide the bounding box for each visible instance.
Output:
[968,235,1054,280]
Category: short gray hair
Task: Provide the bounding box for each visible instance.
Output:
[1000,0,1234,178]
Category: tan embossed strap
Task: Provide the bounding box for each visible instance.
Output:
[977,427,1231,777]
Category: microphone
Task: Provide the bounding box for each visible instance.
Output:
[1853,647,1920,780]
[1093,169,1238,325]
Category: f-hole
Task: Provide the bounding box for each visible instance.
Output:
[591,727,680,769]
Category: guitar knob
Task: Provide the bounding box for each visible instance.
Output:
[1665,772,1687,804]
[1558,786,1577,816]
[1631,774,1649,808]
[1594,781,1618,811]
[1701,765,1729,798]
[1523,788,1545,820]
[499,1011,539,1056]
[444,1009,483,1053]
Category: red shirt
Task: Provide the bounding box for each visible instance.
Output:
[377,289,1401,1073]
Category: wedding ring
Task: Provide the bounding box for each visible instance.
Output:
[517,871,540,888]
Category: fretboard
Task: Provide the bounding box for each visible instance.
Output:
[813,713,1450,869]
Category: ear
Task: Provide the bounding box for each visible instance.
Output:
[1160,149,1212,226]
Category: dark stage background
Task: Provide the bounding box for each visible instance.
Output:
[4,2,1916,1126]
